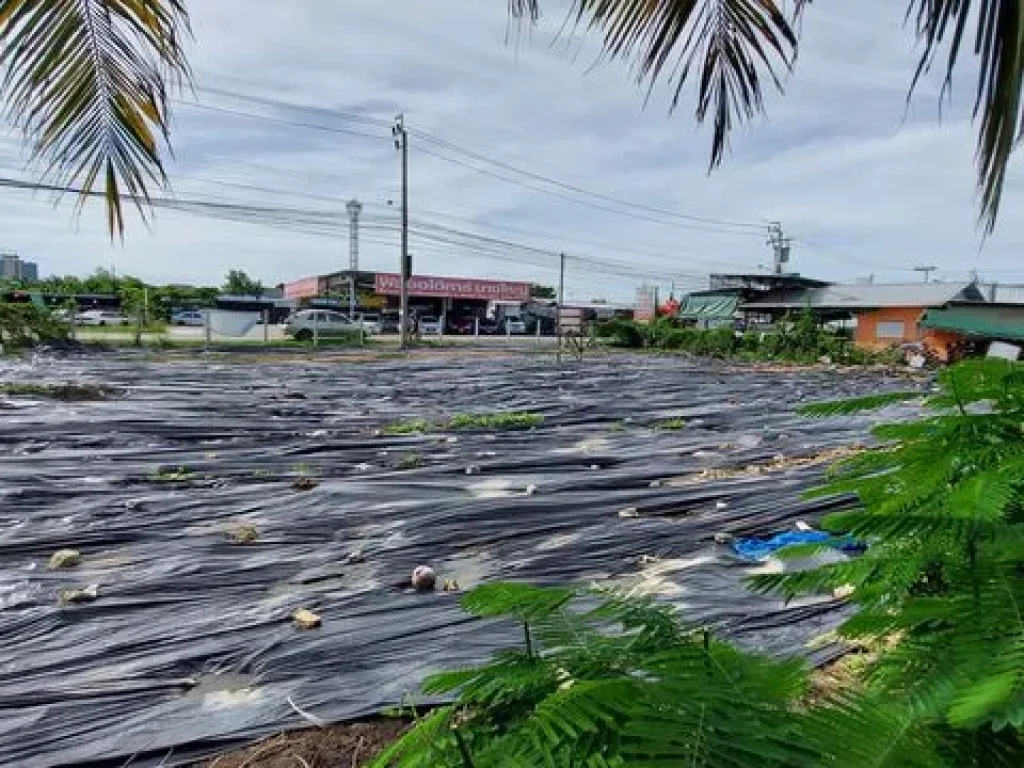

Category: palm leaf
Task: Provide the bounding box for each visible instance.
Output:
[511,1,798,170]
[0,0,190,236]
[907,1,1024,233]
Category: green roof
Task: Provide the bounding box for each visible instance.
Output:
[679,293,738,320]
[920,305,1024,341]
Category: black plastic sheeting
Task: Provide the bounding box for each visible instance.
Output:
[0,353,923,767]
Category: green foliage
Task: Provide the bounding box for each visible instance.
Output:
[0,381,116,400]
[0,303,68,347]
[653,417,687,431]
[800,390,924,417]
[447,412,544,430]
[383,419,431,435]
[757,358,1024,760]
[400,452,423,470]
[222,269,264,297]
[594,311,897,365]
[372,584,818,768]
[149,465,193,483]
[529,284,556,300]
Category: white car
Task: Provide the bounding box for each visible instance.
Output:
[171,310,206,326]
[503,317,527,335]
[284,309,362,341]
[418,316,443,335]
[357,314,381,335]
[77,310,130,326]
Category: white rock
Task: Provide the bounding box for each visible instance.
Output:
[411,565,436,591]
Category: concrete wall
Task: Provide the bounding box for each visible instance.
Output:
[854,307,959,360]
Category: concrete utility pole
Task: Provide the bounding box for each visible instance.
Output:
[913,265,938,283]
[557,252,566,365]
[766,222,791,275]
[393,115,410,349]
[346,199,362,320]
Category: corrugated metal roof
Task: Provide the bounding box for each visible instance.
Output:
[921,305,1024,341]
[742,282,979,310]
[978,283,1024,305]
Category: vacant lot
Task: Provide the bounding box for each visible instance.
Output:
[0,352,921,767]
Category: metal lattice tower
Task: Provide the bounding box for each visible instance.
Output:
[346,199,362,273]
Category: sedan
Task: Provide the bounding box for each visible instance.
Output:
[77,310,131,326]
[171,310,206,326]
[284,309,363,342]
[418,316,443,335]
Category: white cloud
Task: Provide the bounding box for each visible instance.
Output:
[0,0,1021,298]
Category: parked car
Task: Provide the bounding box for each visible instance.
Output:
[171,309,206,326]
[449,315,477,335]
[357,313,381,335]
[418,316,443,335]
[77,309,130,326]
[284,310,362,342]
[478,318,499,335]
[502,317,527,335]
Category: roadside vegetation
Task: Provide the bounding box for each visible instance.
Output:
[595,313,904,366]
[373,359,1024,767]
[0,304,68,348]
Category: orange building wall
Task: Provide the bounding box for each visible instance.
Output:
[854,307,961,361]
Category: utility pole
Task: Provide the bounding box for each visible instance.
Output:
[766,222,791,275]
[913,265,937,283]
[393,115,410,349]
[557,252,565,366]
[346,199,362,320]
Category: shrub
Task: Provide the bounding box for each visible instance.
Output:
[757,359,1024,763]
[0,303,68,347]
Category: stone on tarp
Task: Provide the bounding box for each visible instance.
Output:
[292,608,322,630]
[59,585,99,605]
[48,549,82,569]
[228,525,258,544]
[411,565,436,591]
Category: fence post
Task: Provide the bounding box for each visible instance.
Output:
[204,310,211,352]
[263,310,269,346]
[70,306,77,342]
[474,317,479,337]
[313,312,319,351]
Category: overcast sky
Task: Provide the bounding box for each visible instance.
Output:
[0,1,1021,301]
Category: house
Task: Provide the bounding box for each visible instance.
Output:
[679,273,830,330]
[741,282,987,360]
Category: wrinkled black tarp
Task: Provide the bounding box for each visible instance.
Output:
[0,353,923,767]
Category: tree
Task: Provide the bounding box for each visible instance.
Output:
[530,284,556,300]
[2,2,1020,235]
[222,269,264,297]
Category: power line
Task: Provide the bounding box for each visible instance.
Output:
[409,128,764,231]
[181,83,767,236]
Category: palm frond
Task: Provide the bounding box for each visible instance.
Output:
[0,0,190,236]
[512,1,797,170]
[907,0,1024,233]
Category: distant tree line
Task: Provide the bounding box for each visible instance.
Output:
[0,268,267,322]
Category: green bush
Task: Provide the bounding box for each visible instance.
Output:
[0,304,68,347]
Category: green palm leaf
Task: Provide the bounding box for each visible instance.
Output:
[0,0,190,235]
[511,1,798,171]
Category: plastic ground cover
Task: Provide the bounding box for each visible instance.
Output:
[0,353,923,766]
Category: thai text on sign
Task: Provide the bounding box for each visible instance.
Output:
[374,273,530,302]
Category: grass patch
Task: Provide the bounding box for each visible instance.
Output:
[654,417,687,431]
[0,381,119,401]
[149,466,193,483]
[383,419,431,435]
[448,411,544,430]
[399,452,423,470]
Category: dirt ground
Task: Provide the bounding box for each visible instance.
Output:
[203,720,407,768]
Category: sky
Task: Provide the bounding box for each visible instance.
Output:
[1,0,1022,302]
